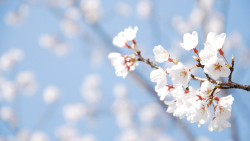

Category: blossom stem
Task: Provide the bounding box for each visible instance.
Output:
[193,48,201,60]
[189,65,197,72]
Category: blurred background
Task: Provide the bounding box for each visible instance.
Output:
[0,0,250,141]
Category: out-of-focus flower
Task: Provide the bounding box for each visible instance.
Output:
[43,86,60,104]
[54,43,70,57]
[80,134,98,141]
[38,35,58,49]
[115,2,132,17]
[16,129,30,141]
[5,4,29,25]
[117,129,141,141]
[113,83,127,99]
[80,0,101,24]
[138,103,162,124]
[136,0,152,19]
[81,74,102,104]
[204,13,224,35]
[0,81,17,101]
[65,7,81,21]
[30,131,49,141]
[0,48,24,71]
[60,18,81,37]
[188,8,205,28]
[48,0,75,8]
[0,106,17,127]
[63,103,87,123]
[55,126,78,141]
[16,71,38,95]
[199,0,214,12]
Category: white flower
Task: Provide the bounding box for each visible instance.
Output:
[203,56,230,80]
[153,45,169,63]
[60,18,81,37]
[80,0,101,24]
[1,81,17,101]
[214,95,234,119]
[164,100,177,113]
[43,86,60,104]
[123,26,138,41]
[200,81,220,99]
[113,32,127,47]
[168,62,191,88]
[108,53,137,78]
[30,131,49,141]
[150,67,167,86]
[199,45,217,65]
[180,31,198,51]
[63,103,87,123]
[205,32,226,50]
[54,43,70,57]
[0,48,24,71]
[16,71,38,95]
[108,53,124,66]
[38,34,57,48]
[136,0,152,19]
[187,101,210,127]
[208,117,231,132]
[156,85,173,101]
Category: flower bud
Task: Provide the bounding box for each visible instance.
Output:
[173,57,178,64]
[193,56,199,61]
[214,85,220,88]
[231,55,234,62]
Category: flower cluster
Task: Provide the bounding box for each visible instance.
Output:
[108,27,235,132]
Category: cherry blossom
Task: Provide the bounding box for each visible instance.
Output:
[208,117,231,132]
[180,31,198,51]
[199,45,217,65]
[153,45,169,63]
[109,26,238,132]
[205,32,226,50]
[204,56,230,80]
[150,67,167,86]
[168,62,191,88]
[123,26,138,41]
[112,32,128,48]
[214,95,234,119]
[43,86,60,104]
[108,53,138,78]
[200,81,220,98]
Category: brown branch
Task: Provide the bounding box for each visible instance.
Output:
[229,57,234,82]
[136,51,159,69]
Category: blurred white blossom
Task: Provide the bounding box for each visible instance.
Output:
[30,131,49,141]
[43,86,60,104]
[0,48,24,71]
[115,2,132,17]
[16,71,38,95]
[137,0,152,19]
[5,4,29,25]
[63,103,87,123]
[80,0,102,24]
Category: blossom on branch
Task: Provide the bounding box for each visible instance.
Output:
[203,56,230,80]
[153,45,169,63]
[180,31,198,51]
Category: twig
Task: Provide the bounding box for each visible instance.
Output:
[136,51,159,69]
